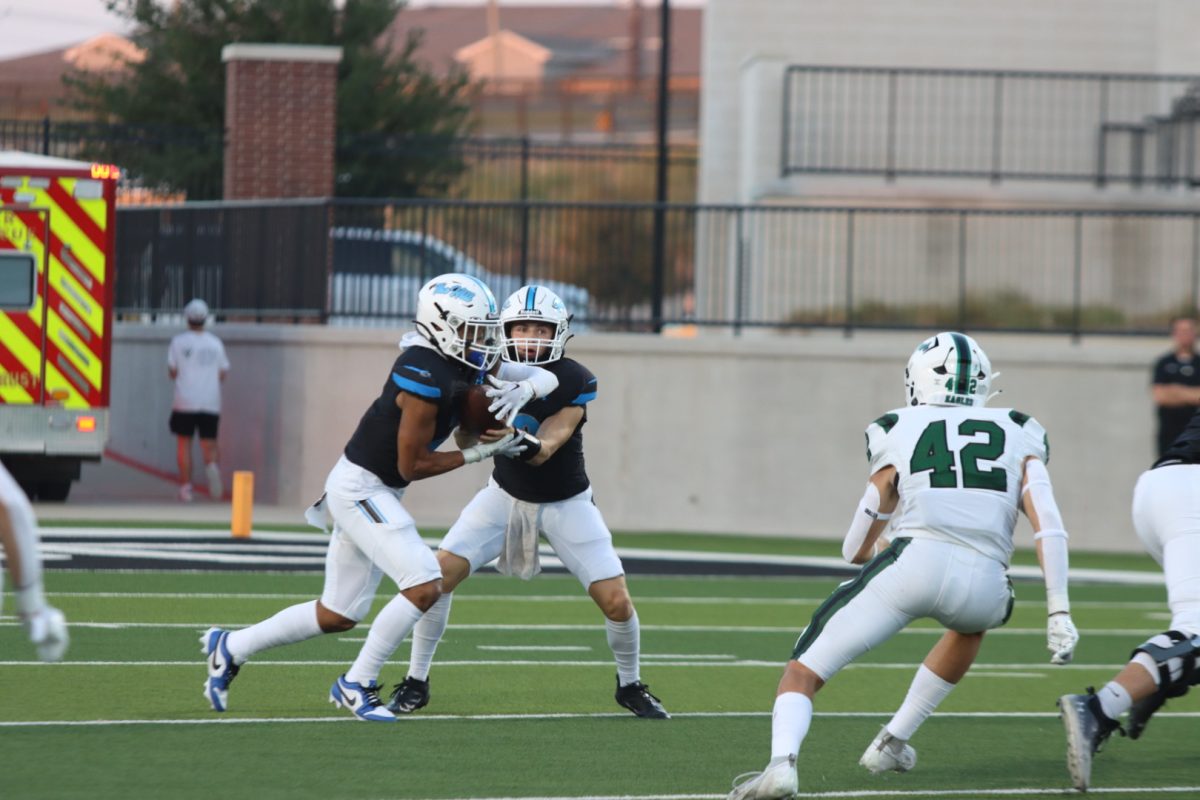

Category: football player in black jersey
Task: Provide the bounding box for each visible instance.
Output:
[200,274,559,722]
[387,284,669,719]
[1059,407,1200,790]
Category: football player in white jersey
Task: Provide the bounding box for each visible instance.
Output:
[1058,407,1200,791]
[727,332,1079,800]
[0,461,69,662]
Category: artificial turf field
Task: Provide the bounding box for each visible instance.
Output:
[2,530,1197,800]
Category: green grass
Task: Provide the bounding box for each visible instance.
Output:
[0,566,1190,799]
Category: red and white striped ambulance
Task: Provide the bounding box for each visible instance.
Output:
[0,151,118,500]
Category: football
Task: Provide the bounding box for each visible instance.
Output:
[459,383,506,435]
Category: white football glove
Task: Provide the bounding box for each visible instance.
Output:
[484,375,535,427]
[1047,612,1078,665]
[462,431,527,464]
[23,606,69,663]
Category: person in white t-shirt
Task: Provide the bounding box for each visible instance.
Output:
[167,299,230,502]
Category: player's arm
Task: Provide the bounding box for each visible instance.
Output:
[518,405,584,467]
[841,465,899,564]
[1020,455,1078,665]
[396,392,522,480]
[1152,383,1200,406]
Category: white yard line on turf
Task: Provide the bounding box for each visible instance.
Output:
[3,710,1197,728]
[393,790,1200,800]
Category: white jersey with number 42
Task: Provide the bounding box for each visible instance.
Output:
[865,405,1049,565]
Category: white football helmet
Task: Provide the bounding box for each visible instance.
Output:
[414,273,502,371]
[905,332,994,407]
[500,285,572,365]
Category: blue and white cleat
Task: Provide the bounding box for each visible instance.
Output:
[201,627,240,712]
[330,675,396,722]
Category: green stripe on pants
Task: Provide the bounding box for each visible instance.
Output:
[791,537,912,660]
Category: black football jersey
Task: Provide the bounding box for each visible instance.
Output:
[343,345,476,488]
[493,357,596,503]
[1155,406,1200,467]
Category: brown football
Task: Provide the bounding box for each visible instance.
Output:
[459,383,506,435]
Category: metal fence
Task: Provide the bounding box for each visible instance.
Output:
[782,65,1200,187]
[114,198,1200,336]
[0,117,696,203]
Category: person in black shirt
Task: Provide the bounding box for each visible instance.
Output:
[199,274,557,722]
[1058,407,1200,790]
[1152,316,1200,457]
[388,285,670,719]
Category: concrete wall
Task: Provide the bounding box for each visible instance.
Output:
[112,323,1166,553]
[702,0,1200,206]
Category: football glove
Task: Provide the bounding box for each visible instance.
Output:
[23,605,69,663]
[462,431,527,464]
[484,375,535,427]
[1047,612,1078,665]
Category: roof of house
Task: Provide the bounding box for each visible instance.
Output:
[387,5,703,78]
[0,5,703,92]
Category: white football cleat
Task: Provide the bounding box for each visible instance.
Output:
[859,727,917,774]
[727,755,797,800]
[330,675,396,722]
[25,606,69,662]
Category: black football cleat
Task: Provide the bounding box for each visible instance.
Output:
[386,676,430,714]
[1058,688,1124,791]
[615,676,670,719]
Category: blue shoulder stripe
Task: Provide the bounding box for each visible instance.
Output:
[571,390,597,405]
[392,372,442,399]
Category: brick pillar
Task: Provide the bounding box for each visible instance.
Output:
[221,44,343,199]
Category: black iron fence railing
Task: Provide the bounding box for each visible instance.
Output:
[114,199,1200,336]
[782,65,1200,187]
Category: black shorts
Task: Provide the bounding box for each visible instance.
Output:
[169,411,220,439]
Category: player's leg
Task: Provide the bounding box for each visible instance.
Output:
[543,488,668,718]
[729,539,919,800]
[170,412,194,501]
[0,464,68,662]
[861,630,984,774]
[390,483,510,713]
[197,413,222,499]
[333,488,441,722]
[202,515,374,713]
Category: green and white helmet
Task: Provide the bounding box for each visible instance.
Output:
[905,332,993,407]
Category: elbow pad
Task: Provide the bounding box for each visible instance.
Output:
[1024,459,1065,534]
[842,482,891,563]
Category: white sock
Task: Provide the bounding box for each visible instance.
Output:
[770,691,813,761]
[1097,681,1133,720]
[345,594,424,685]
[606,611,640,686]
[407,593,453,681]
[225,600,321,664]
[886,664,956,741]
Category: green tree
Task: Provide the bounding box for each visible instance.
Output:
[65,0,475,199]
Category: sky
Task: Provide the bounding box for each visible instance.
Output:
[0,0,704,60]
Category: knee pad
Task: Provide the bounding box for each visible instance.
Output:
[1132,630,1200,698]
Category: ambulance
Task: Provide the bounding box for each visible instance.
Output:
[0,152,118,501]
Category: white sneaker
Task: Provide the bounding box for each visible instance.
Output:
[329,674,396,722]
[859,727,917,774]
[205,463,223,500]
[728,755,797,800]
[178,483,194,502]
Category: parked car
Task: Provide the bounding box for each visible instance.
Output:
[329,227,590,327]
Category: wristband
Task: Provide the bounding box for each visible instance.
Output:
[516,431,542,462]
